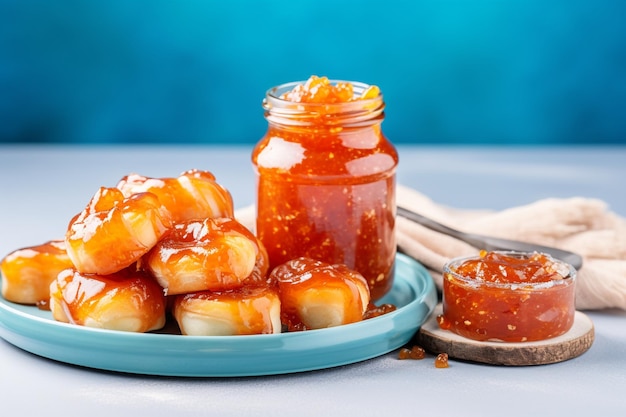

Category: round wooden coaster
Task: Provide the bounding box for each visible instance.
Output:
[417,304,595,366]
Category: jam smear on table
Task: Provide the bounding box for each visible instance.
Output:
[434,353,449,368]
[398,345,426,360]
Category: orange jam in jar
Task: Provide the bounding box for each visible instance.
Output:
[439,250,576,342]
[251,76,398,301]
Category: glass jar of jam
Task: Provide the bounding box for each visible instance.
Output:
[438,250,577,342]
[251,76,399,301]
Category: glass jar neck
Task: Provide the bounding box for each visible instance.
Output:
[263,80,385,129]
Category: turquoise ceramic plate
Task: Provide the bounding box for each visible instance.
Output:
[0,253,436,377]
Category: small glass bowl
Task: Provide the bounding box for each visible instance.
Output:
[438,251,577,343]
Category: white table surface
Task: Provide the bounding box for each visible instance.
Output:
[1,145,625,416]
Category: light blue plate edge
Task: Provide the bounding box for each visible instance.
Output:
[0,253,437,377]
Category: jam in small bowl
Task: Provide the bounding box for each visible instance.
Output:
[438,250,576,343]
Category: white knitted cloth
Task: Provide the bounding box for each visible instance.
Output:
[395,184,626,311]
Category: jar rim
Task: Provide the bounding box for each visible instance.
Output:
[443,250,577,290]
[263,80,385,126]
[266,79,380,98]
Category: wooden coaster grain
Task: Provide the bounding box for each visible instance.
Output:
[417,304,594,366]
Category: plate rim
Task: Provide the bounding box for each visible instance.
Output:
[0,253,437,377]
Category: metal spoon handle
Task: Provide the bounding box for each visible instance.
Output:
[397,206,583,270]
[396,207,486,248]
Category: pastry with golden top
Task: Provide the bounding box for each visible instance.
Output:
[49,267,166,332]
[1,240,74,305]
[117,169,234,223]
[143,217,267,295]
[270,257,371,331]
[65,187,171,276]
[173,285,281,336]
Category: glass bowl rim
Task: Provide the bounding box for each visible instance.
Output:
[443,250,577,290]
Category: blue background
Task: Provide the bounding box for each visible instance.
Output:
[1,0,625,145]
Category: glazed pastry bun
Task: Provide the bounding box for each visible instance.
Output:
[49,267,166,333]
[1,240,73,305]
[270,257,371,331]
[116,169,234,223]
[143,217,266,295]
[65,187,171,275]
[173,285,282,336]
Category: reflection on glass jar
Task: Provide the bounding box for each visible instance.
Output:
[252,78,398,301]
